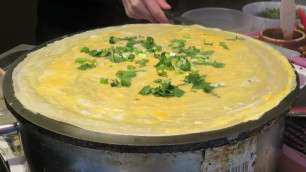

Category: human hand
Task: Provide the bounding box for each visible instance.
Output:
[122,0,171,23]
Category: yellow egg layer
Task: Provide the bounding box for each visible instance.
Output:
[13,24,296,136]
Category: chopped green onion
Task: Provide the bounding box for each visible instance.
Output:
[204,39,213,45]
[109,36,121,44]
[153,79,163,83]
[100,78,109,84]
[219,42,229,50]
[157,70,167,77]
[190,66,199,73]
[225,36,245,41]
[199,50,214,56]
[139,80,184,97]
[127,65,136,70]
[139,86,152,95]
[116,70,136,78]
[80,47,90,53]
[75,57,88,64]
[184,34,190,39]
[77,63,96,71]
[110,79,121,87]
[120,77,131,86]
[138,53,147,58]
[135,59,149,67]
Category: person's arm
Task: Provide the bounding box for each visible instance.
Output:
[121,0,171,23]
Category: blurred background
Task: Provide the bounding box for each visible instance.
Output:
[0,0,305,54]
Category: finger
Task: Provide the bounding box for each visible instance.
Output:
[122,0,133,18]
[145,0,169,23]
[156,0,171,10]
[122,0,142,20]
[128,0,158,22]
[122,0,147,21]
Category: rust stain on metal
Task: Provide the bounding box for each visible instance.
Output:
[201,136,257,172]
[103,151,203,170]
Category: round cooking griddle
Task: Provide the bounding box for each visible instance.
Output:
[2,32,300,149]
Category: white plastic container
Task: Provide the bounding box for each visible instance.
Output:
[242,1,306,31]
[181,8,254,33]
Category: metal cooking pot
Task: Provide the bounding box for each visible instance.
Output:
[1,33,300,172]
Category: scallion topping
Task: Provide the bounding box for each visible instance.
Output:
[139,80,185,97]
[219,42,229,50]
[76,34,227,98]
[100,78,109,84]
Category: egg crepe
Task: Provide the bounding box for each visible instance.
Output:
[13,24,296,136]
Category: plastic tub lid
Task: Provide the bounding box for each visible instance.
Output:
[181,8,254,33]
